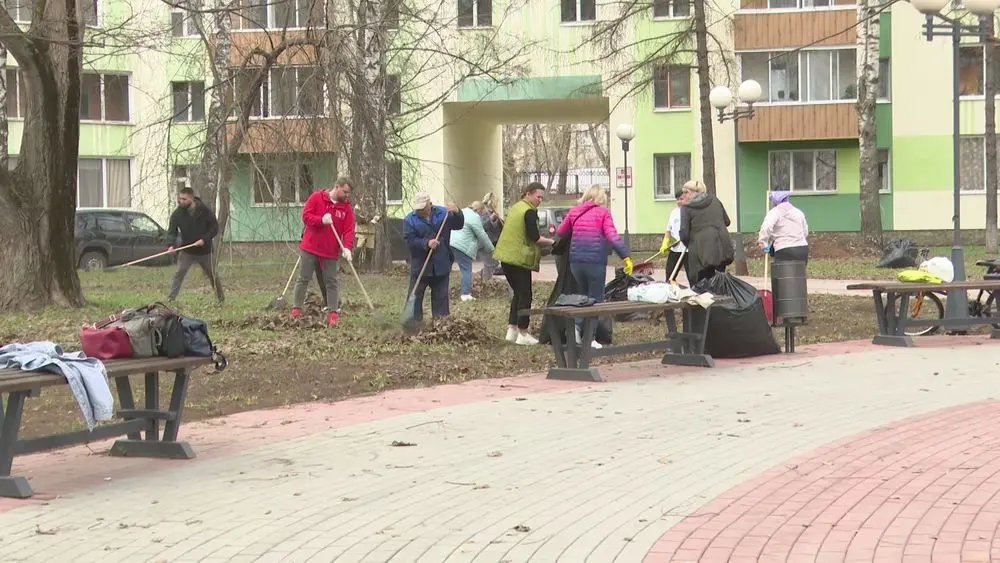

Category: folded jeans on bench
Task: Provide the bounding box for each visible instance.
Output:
[0,342,113,430]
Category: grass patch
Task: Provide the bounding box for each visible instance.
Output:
[1,260,881,437]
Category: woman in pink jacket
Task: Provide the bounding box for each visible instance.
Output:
[556,186,632,345]
[758,190,810,263]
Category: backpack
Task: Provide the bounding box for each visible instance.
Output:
[143,303,185,358]
[96,303,185,358]
[181,317,228,371]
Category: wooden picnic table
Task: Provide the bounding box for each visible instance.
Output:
[0,356,213,498]
[524,298,729,382]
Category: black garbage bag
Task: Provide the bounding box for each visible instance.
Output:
[878,238,919,269]
[539,252,613,345]
[604,268,656,321]
[693,272,781,359]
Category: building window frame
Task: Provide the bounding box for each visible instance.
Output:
[76,157,133,209]
[171,3,200,37]
[767,149,838,193]
[386,160,403,202]
[251,159,316,206]
[653,65,691,110]
[171,81,206,123]
[232,0,324,31]
[80,72,131,123]
[560,0,596,23]
[652,153,692,200]
[457,0,492,27]
[651,0,690,18]
[232,65,328,119]
[739,47,860,104]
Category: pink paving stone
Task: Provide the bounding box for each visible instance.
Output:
[645,398,1000,563]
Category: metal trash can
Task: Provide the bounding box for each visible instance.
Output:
[771,260,808,321]
[771,260,808,353]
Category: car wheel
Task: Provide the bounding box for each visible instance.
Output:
[79,251,108,272]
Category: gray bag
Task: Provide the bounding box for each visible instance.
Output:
[110,309,160,358]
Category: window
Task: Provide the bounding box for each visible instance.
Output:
[5,0,33,22]
[768,150,837,192]
[5,69,26,119]
[233,66,326,118]
[652,0,690,17]
[385,0,399,29]
[959,45,984,96]
[741,49,857,103]
[877,59,890,100]
[764,0,832,7]
[171,81,205,122]
[95,213,128,232]
[173,165,200,192]
[386,160,403,202]
[560,0,595,22]
[877,149,890,192]
[653,154,691,199]
[80,0,97,26]
[233,0,322,30]
[80,73,130,121]
[171,4,199,36]
[126,213,162,235]
[77,158,132,208]
[957,135,1000,192]
[457,0,491,26]
[252,161,315,205]
[653,65,690,109]
[386,74,401,114]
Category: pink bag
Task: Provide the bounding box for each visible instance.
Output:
[80,326,134,359]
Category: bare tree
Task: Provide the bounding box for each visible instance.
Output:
[692,0,716,193]
[856,0,883,249]
[0,1,87,310]
[986,18,998,254]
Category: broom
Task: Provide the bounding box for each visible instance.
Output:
[401,216,449,330]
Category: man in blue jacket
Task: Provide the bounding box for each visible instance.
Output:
[403,192,464,322]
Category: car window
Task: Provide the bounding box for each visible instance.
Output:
[127,214,162,235]
[75,214,91,232]
[96,213,128,233]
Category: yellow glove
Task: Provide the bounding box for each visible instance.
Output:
[623,257,634,276]
[659,235,673,256]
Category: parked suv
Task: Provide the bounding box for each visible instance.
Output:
[537,206,569,238]
[75,208,173,270]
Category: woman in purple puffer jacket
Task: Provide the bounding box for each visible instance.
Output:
[556,186,632,345]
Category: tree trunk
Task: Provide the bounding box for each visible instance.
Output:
[986,20,998,255]
[0,45,8,172]
[0,2,86,311]
[555,125,572,194]
[856,0,883,249]
[692,0,716,194]
[199,0,234,248]
[357,0,389,268]
[587,123,609,172]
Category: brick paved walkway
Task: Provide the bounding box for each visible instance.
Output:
[0,339,998,562]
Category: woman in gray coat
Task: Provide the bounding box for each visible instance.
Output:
[679,180,734,284]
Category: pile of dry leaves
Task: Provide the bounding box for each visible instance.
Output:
[449,277,512,300]
[225,294,330,331]
[401,316,495,346]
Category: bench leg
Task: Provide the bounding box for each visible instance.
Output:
[546,317,603,382]
[110,369,195,460]
[662,306,715,368]
[144,372,160,441]
[547,319,567,369]
[114,375,142,441]
[871,291,914,348]
[0,391,33,498]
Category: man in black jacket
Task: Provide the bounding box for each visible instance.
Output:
[167,187,225,303]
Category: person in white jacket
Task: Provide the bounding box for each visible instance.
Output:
[449,201,496,301]
[658,185,689,282]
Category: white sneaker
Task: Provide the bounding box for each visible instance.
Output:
[460,294,476,302]
[515,332,539,346]
[575,328,603,349]
[505,325,519,342]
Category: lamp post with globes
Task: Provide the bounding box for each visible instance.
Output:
[908,0,1000,330]
[615,123,635,247]
[709,79,763,276]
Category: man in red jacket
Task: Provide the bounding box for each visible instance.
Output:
[293,177,355,326]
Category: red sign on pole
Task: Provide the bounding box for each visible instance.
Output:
[615,167,633,189]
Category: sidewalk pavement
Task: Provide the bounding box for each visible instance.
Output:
[0,338,998,562]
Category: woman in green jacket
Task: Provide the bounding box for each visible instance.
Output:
[493,182,555,345]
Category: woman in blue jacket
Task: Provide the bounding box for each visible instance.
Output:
[450,201,495,301]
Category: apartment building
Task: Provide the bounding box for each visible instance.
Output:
[21,0,993,239]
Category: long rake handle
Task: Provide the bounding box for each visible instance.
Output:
[408,214,450,301]
[118,242,199,268]
[281,256,301,296]
[669,248,687,283]
[329,223,377,312]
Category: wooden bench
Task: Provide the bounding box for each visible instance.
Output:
[524,299,728,382]
[846,280,1000,347]
[0,356,212,498]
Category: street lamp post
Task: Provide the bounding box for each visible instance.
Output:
[615,123,635,248]
[709,79,763,276]
[908,0,1000,330]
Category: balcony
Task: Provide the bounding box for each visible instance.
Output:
[737,103,857,142]
[734,6,856,50]
[226,118,336,154]
[229,31,319,67]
